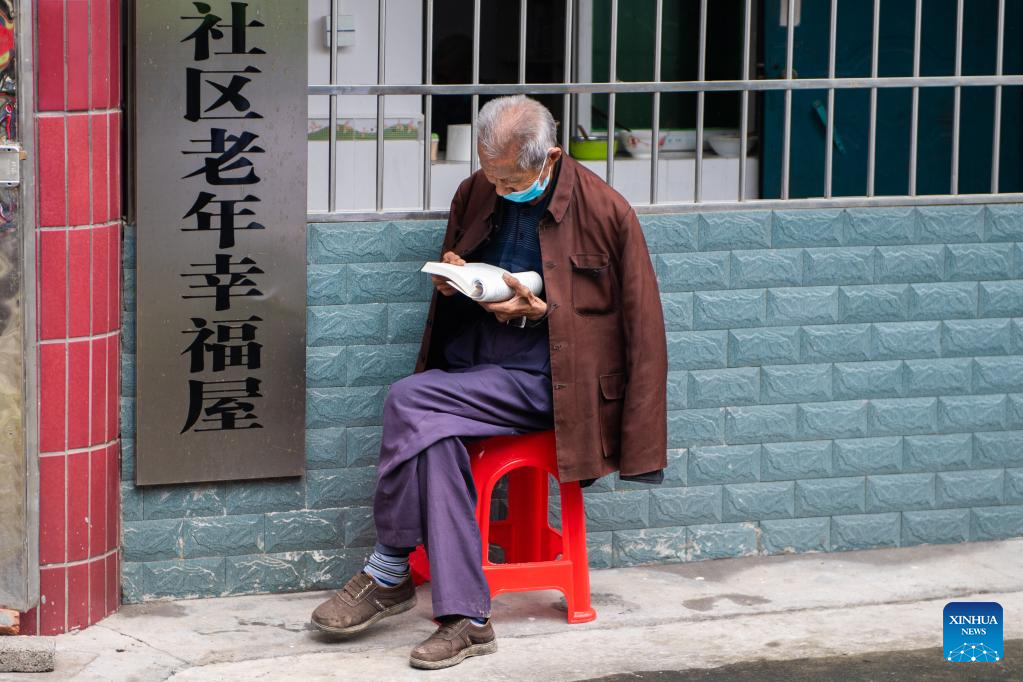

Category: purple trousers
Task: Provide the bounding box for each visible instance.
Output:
[373,363,553,619]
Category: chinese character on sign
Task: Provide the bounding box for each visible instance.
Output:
[183,128,265,185]
[181,377,263,433]
[181,253,264,311]
[182,316,263,372]
[185,65,263,122]
[182,191,264,248]
[181,1,266,61]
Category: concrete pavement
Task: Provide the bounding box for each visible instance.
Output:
[587,640,1023,681]
[3,538,1022,681]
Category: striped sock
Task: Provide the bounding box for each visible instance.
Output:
[364,549,410,587]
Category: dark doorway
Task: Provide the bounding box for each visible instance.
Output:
[429,0,568,153]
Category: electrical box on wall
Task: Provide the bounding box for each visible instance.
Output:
[0,144,21,186]
[323,14,355,48]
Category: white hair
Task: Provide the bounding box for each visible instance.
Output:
[477,95,557,171]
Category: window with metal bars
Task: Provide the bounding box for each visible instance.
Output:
[306,0,1023,221]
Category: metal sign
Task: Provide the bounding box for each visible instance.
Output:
[135,0,307,485]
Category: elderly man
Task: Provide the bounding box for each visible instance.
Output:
[311,95,667,670]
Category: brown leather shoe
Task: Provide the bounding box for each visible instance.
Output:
[310,572,416,636]
[408,617,497,670]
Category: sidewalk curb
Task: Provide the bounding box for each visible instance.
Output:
[0,637,55,673]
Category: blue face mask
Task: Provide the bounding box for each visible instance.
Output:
[502,157,550,203]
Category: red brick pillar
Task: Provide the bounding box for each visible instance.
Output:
[21,0,122,635]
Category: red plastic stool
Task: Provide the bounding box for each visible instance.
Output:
[408,430,597,624]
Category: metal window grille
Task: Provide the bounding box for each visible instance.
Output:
[308,0,1023,222]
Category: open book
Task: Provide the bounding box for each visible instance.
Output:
[421,261,543,303]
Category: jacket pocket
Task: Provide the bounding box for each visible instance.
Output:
[570,253,616,315]
[598,372,626,458]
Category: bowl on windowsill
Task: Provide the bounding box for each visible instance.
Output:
[662,129,698,152]
[616,130,668,158]
[569,135,618,160]
[706,133,757,158]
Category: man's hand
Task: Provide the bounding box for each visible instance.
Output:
[431,251,465,296]
[480,273,548,323]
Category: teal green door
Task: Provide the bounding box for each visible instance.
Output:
[762,0,1023,198]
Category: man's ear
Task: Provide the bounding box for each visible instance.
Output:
[542,148,563,184]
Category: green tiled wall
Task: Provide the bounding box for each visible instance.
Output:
[120,204,1023,601]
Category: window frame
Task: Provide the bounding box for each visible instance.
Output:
[308,0,1023,221]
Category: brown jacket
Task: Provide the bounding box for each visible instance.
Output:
[414,155,668,482]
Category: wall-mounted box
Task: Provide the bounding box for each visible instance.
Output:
[323,14,356,48]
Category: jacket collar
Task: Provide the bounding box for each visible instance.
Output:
[544,152,577,224]
[454,150,578,254]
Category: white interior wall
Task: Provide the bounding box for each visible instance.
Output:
[307,0,425,211]
[307,0,422,119]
